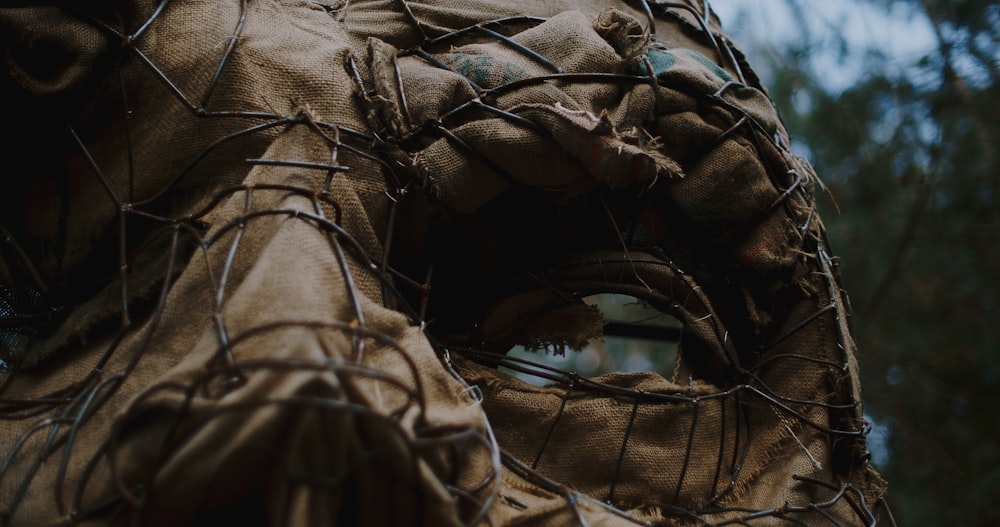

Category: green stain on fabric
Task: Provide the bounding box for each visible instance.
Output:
[444,54,526,87]
[682,49,733,82]
[645,49,676,76]
[639,49,733,83]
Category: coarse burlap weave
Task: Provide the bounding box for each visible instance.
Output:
[0,1,886,525]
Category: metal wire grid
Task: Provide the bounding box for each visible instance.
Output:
[0,0,890,525]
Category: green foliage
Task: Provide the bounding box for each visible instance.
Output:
[738,0,1000,523]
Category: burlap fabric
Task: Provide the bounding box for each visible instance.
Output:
[0,1,886,525]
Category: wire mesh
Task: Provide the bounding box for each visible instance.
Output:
[0,0,889,525]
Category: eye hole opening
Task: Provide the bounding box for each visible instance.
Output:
[499,293,682,386]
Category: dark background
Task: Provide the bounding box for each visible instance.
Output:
[715,1,1000,524]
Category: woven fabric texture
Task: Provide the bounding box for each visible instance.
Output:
[0,1,886,525]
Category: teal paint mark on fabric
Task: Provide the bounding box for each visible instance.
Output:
[639,49,733,83]
[498,62,526,85]
[449,54,494,84]
[645,50,676,76]
[445,54,526,86]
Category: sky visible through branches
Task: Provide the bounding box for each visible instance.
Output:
[709,0,941,473]
[712,1,1000,524]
